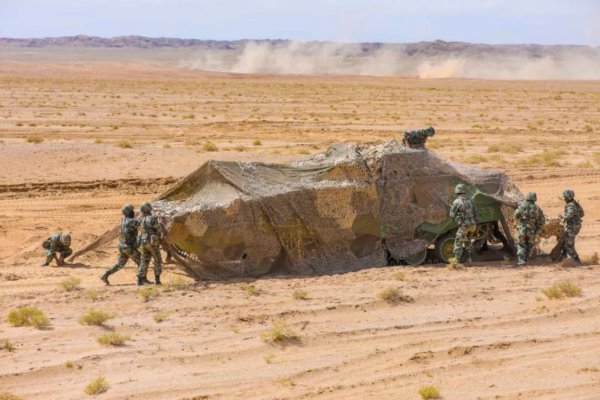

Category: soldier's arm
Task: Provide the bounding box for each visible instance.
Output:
[564,204,575,220]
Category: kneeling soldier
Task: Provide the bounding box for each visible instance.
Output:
[41,232,72,266]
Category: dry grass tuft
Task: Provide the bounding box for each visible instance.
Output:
[487,143,522,154]
[379,287,414,305]
[0,338,16,352]
[394,271,406,281]
[202,140,218,152]
[25,135,44,144]
[163,276,193,292]
[97,332,130,346]
[521,149,563,167]
[0,393,22,400]
[542,281,582,299]
[153,311,170,323]
[242,284,262,296]
[138,286,160,302]
[292,290,309,300]
[115,140,133,149]
[59,276,81,292]
[252,139,262,146]
[79,310,114,326]
[84,377,109,396]
[261,320,301,345]
[85,289,100,301]
[419,385,441,399]
[7,306,50,329]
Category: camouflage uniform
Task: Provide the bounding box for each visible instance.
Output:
[515,192,545,266]
[41,233,72,266]
[560,189,583,263]
[137,202,165,285]
[449,184,477,263]
[100,204,141,285]
[402,126,435,149]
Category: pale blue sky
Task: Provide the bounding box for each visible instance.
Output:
[1,0,599,45]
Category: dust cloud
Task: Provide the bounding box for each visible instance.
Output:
[183,40,600,80]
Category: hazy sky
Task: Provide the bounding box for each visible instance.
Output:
[1,0,599,45]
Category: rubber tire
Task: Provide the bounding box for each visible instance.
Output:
[404,249,427,266]
[435,233,456,264]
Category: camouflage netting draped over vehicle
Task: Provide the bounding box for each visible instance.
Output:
[156,140,520,278]
[72,140,521,279]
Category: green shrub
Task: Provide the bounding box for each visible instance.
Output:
[84,376,109,395]
[419,385,441,399]
[378,287,414,305]
[79,310,114,326]
[7,306,50,329]
[97,332,130,346]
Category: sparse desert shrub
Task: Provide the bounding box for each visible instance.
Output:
[25,134,44,144]
[79,310,114,326]
[465,155,486,164]
[542,281,582,299]
[202,141,218,152]
[97,332,130,346]
[242,284,261,296]
[138,286,160,302]
[7,306,50,329]
[163,276,192,292]
[394,271,406,281]
[163,143,171,148]
[84,376,109,396]
[419,385,441,399]
[0,392,22,400]
[521,149,563,167]
[85,289,100,301]
[378,287,414,305]
[59,276,81,292]
[486,143,522,154]
[115,140,132,149]
[252,139,262,146]
[583,252,599,265]
[93,137,103,144]
[0,338,16,352]
[261,320,301,345]
[153,311,170,323]
[233,145,246,152]
[292,290,309,300]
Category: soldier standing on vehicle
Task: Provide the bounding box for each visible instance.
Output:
[515,192,545,266]
[402,126,435,149]
[41,232,72,266]
[137,202,166,286]
[100,204,149,285]
[558,189,584,264]
[449,183,478,263]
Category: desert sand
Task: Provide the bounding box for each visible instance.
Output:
[0,59,599,400]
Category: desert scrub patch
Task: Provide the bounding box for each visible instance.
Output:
[464,154,487,164]
[202,140,218,152]
[542,281,582,299]
[261,320,301,345]
[153,311,170,323]
[85,289,100,301]
[0,393,22,400]
[97,332,130,346]
[80,310,114,326]
[242,284,261,296]
[138,286,160,302]
[84,376,109,396]
[0,338,16,352]
[115,140,133,149]
[7,306,50,329]
[419,385,441,399]
[521,149,563,167]
[25,134,44,144]
[394,271,406,281]
[486,143,522,154]
[292,290,309,300]
[59,276,81,292]
[163,276,193,292]
[378,287,414,305]
[252,139,262,146]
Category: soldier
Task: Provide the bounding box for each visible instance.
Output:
[137,202,165,286]
[402,126,435,149]
[514,192,545,266]
[558,189,584,264]
[41,232,72,266]
[449,183,477,263]
[100,204,149,285]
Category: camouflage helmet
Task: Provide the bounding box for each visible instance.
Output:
[525,192,537,202]
[140,202,153,215]
[562,189,575,200]
[425,126,435,137]
[60,232,71,246]
[121,204,134,217]
[454,183,467,195]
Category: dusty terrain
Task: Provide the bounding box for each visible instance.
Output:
[0,59,599,399]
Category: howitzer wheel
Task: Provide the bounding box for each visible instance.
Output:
[435,233,455,264]
[404,249,427,265]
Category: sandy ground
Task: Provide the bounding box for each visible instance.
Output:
[0,61,599,400]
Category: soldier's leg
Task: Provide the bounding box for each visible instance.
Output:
[564,231,580,262]
[101,248,128,285]
[526,231,536,261]
[131,247,141,266]
[517,229,528,265]
[58,248,73,265]
[43,249,55,266]
[463,225,476,263]
[152,245,163,285]
[138,245,151,285]
[453,226,466,262]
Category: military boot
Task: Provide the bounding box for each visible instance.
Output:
[573,255,582,265]
[140,276,153,285]
[40,261,49,267]
[137,276,145,286]
[154,275,162,286]
[517,258,526,267]
[100,272,110,286]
